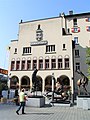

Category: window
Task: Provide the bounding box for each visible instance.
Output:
[86,17,90,22]
[74,28,78,32]
[14,48,17,54]
[58,59,62,69]
[21,60,25,70]
[74,37,78,44]
[51,45,55,51]
[39,59,43,69]
[45,59,49,69]
[33,60,37,69]
[63,44,66,50]
[11,61,15,70]
[27,60,31,70]
[88,18,90,22]
[46,45,55,53]
[75,50,79,57]
[51,59,56,69]
[86,26,90,31]
[62,28,66,35]
[76,62,80,71]
[64,58,69,69]
[16,61,20,70]
[73,18,77,26]
[23,47,31,54]
[67,28,70,33]
[46,46,50,52]
[71,27,80,33]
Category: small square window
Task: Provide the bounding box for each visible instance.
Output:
[71,27,80,33]
[73,18,77,26]
[74,28,78,32]
[76,62,80,71]
[74,37,78,44]
[75,50,79,57]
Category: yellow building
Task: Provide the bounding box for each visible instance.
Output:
[8,11,90,95]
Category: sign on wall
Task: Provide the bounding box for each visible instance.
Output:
[0,68,8,75]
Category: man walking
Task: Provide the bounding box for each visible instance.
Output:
[16,88,26,115]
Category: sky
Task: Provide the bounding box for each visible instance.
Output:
[0,0,90,70]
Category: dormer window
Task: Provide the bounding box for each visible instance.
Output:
[38,24,40,29]
[73,18,77,26]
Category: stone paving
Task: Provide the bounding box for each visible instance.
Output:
[0,102,90,120]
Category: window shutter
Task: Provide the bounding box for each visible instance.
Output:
[71,28,74,32]
[78,27,80,32]
[86,26,89,31]
[86,18,88,22]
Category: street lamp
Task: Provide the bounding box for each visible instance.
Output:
[7,73,11,99]
[52,73,54,101]
[71,77,74,104]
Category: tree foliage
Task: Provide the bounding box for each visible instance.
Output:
[86,47,90,79]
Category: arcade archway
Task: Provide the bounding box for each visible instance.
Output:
[45,75,56,92]
[57,75,70,90]
[10,76,19,89]
[32,75,42,91]
[36,75,42,91]
[21,76,30,90]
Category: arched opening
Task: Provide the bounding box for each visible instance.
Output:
[45,75,56,92]
[32,75,42,92]
[36,75,42,91]
[10,76,19,89]
[21,76,30,90]
[57,75,70,91]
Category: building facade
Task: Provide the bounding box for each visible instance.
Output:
[8,11,90,94]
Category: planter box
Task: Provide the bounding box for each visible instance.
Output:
[77,95,90,110]
[26,96,45,107]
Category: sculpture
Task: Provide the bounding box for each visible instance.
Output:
[55,81,71,101]
[44,81,71,101]
[76,70,89,95]
[32,69,38,85]
[32,69,39,95]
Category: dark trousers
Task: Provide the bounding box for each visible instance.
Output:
[16,102,25,113]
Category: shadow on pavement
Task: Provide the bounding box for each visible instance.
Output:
[25,112,54,115]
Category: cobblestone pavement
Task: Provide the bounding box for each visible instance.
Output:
[0,103,90,120]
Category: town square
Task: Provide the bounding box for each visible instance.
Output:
[1,0,90,120]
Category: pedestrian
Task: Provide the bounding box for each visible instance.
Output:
[16,88,27,115]
[14,89,19,106]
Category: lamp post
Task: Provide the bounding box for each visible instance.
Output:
[71,40,75,104]
[7,73,11,99]
[71,77,74,104]
[52,73,54,102]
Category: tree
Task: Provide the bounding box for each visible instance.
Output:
[0,75,8,97]
[0,81,3,97]
[86,47,90,79]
